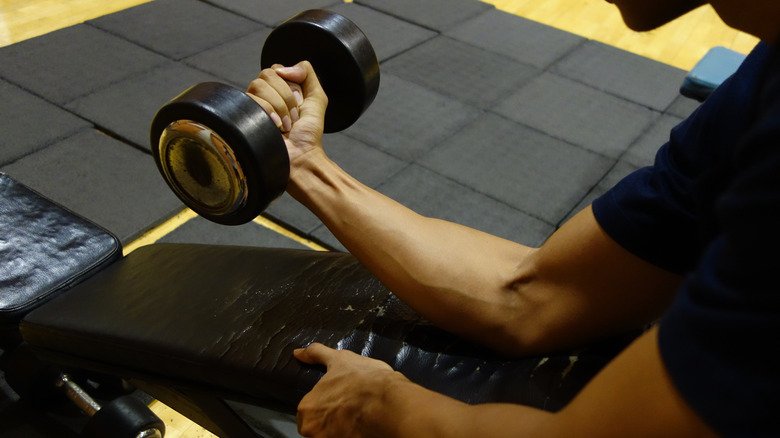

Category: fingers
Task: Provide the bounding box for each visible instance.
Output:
[268,63,304,123]
[286,81,303,125]
[246,61,328,141]
[247,66,302,132]
[276,61,328,110]
[273,64,307,83]
[294,343,337,367]
[245,93,284,130]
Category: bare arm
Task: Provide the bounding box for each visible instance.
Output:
[402,326,715,437]
[252,64,682,355]
[295,328,717,437]
[289,150,682,354]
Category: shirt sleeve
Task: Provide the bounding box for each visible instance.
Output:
[592,42,772,276]
[658,94,780,435]
[591,136,700,275]
[592,42,780,435]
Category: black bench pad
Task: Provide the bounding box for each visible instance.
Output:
[21,243,632,413]
[0,173,120,345]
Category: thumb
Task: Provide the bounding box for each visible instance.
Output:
[279,61,327,103]
[294,343,336,367]
[272,64,307,83]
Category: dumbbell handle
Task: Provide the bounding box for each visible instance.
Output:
[55,374,164,438]
[151,9,378,225]
[56,373,101,416]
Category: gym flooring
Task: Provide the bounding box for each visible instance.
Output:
[0,0,757,436]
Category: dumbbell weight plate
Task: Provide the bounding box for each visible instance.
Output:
[83,395,165,438]
[151,9,379,225]
[262,9,380,133]
[150,82,289,225]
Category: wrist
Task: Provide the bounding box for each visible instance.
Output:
[287,146,332,197]
[286,146,364,217]
[377,372,471,438]
[365,371,415,437]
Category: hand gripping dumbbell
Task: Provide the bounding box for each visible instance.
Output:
[150,10,379,225]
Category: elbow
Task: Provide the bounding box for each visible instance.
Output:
[485,273,568,356]
[477,297,555,358]
[490,317,553,358]
[487,261,555,356]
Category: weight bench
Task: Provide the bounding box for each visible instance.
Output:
[1,173,634,436]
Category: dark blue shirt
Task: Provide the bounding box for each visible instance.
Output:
[592,42,780,436]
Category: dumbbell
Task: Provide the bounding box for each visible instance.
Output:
[150,10,380,225]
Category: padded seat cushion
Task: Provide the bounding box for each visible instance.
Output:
[21,243,633,413]
[0,173,120,345]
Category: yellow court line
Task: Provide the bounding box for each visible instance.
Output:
[122,208,198,256]
[123,207,329,255]
[253,215,329,251]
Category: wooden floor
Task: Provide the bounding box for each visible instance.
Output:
[0,0,758,69]
[0,0,760,436]
[484,0,758,69]
[0,0,151,46]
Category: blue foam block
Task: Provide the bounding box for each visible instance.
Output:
[681,46,746,101]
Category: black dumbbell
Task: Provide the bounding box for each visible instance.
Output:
[150,10,379,225]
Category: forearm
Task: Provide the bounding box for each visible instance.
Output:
[294,343,557,438]
[258,64,681,356]
[288,150,536,353]
[367,327,714,438]
[288,148,681,354]
[372,373,556,438]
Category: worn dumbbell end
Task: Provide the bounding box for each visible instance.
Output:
[151,9,379,225]
[150,82,289,225]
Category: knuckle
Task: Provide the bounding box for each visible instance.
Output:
[246,79,260,93]
[298,422,313,437]
[258,68,276,79]
[247,78,267,92]
[298,393,315,411]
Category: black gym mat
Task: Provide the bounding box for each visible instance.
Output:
[1,130,181,243]
[0,0,697,251]
[0,80,90,164]
[88,0,264,60]
[445,8,584,68]
[356,0,491,31]
[553,41,687,111]
[328,3,437,62]
[495,72,658,158]
[623,114,685,167]
[65,62,223,149]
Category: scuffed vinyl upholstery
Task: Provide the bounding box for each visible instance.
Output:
[0,173,121,346]
[21,243,634,413]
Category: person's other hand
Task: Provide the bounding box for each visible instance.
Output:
[294,343,405,438]
[246,61,329,168]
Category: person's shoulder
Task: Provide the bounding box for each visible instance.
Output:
[755,42,780,112]
[732,42,780,167]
